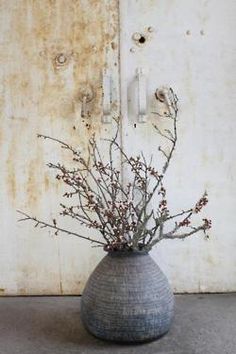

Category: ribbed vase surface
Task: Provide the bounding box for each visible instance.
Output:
[81,251,174,343]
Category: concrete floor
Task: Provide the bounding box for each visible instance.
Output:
[0,295,235,354]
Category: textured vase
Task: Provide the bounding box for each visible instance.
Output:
[81,251,174,343]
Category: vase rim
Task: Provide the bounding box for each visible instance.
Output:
[106,249,149,256]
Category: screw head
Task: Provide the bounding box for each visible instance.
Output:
[55,53,67,65]
[79,84,94,103]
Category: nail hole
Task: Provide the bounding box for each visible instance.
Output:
[139,36,146,44]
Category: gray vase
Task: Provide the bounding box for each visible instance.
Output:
[81,251,174,343]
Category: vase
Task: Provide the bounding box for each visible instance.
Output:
[81,250,174,343]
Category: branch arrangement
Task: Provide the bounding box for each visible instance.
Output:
[18,88,211,252]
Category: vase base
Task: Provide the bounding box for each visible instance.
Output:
[83,323,170,344]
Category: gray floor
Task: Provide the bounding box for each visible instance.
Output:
[0,295,235,354]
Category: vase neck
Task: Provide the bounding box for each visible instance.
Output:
[107,250,149,257]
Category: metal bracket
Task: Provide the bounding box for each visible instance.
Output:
[136,68,147,123]
[155,86,172,113]
[102,69,112,123]
[79,84,94,118]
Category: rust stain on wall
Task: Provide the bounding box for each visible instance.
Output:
[6,133,18,203]
[0,0,119,295]
[1,0,118,204]
[26,159,42,208]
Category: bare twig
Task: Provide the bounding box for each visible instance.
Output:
[19,89,211,252]
[17,210,105,245]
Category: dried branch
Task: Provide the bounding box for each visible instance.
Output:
[17,211,105,245]
[19,88,211,252]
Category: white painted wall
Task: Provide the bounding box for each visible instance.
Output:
[119,0,236,292]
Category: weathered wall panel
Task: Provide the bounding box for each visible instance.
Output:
[0,0,119,295]
[1,0,235,295]
[119,0,236,292]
